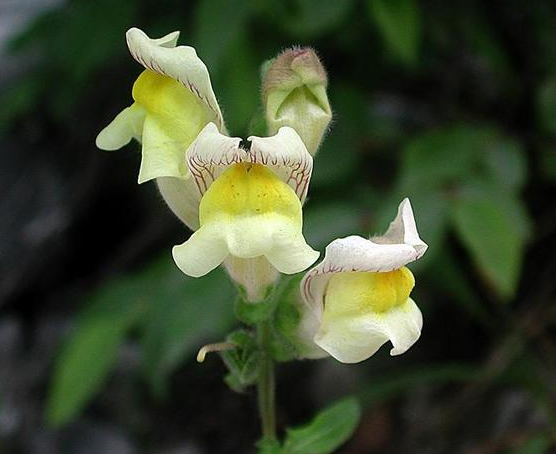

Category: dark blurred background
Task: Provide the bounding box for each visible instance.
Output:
[1,0,556,453]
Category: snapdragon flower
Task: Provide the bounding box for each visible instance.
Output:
[172,123,319,281]
[300,199,428,363]
[96,27,224,230]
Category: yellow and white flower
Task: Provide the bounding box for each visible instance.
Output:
[96,27,225,230]
[172,123,319,284]
[300,199,428,363]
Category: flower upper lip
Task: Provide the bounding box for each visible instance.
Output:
[125,27,225,131]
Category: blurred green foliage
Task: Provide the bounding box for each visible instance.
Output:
[2,0,556,450]
[367,0,421,65]
[46,256,235,426]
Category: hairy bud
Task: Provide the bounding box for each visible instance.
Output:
[262,47,332,156]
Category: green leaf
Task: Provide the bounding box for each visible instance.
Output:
[45,276,144,427]
[399,126,527,195]
[367,0,421,65]
[257,438,282,454]
[399,126,486,190]
[46,317,126,427]
[482,135,527,191]
[273,0,355,39]
[193,0,251,72]
[451,187,528,299]
[141,266,236,395]
[282,398,361,454]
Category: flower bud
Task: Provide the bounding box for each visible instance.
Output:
[262,47,332,156]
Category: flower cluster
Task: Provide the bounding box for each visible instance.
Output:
[97,28,428,364]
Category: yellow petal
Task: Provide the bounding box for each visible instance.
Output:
[200,163,300,222]
[133,69,210,148]
[313,268,419,363]
[324,268,415,317]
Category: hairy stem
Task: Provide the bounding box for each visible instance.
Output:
[257,320,277,441]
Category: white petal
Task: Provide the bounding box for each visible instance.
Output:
[125,27,224,131]
[222,216,318,274]
[247,127,313,201]
[173,214,318,279]
[156,176,201,231]
[95,103,146,150]
[301,198,427,315]
[314,298,422,363]
[186,123,245,195]
[266,236,320,275]
[172,226,229,277]
[376,198,428,259]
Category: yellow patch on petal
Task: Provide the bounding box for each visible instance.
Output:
[132,70,209,146]
[323,268,415,319]
[199,163,301,224]
[172,162,318,277]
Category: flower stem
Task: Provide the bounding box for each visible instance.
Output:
[257,320,276,442]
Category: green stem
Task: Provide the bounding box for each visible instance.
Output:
[257,320,276,442]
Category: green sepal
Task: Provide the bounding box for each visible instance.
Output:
[268,327,298,362]
[223,373,245,394]
[235,294,276,325]
[269,275,304,362]
[221,329,260,392]
[235,276,295,325]
[272,274,325,361]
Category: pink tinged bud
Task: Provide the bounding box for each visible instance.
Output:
[262,47,332,156]
[263,47,328,96]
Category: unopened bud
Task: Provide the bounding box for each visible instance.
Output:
[262,47,332,156]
